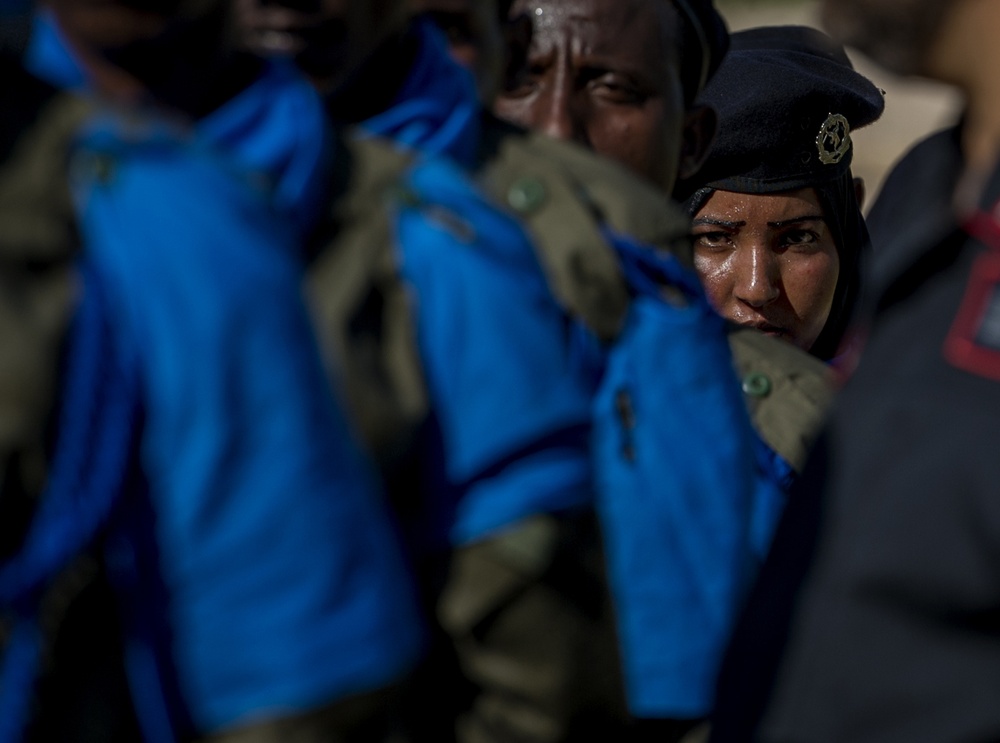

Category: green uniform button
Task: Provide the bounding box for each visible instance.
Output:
[93,154,116,185]
[507,177,547,214]
[388,184,421,208]
[74,152,117,186]
[742,372,772,398]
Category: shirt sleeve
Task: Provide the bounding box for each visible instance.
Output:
[70,128,424,733]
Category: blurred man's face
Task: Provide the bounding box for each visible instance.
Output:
[45,0,173,54]
[820,0,950,75]
[44,0,231,101]
[236,0,409,88]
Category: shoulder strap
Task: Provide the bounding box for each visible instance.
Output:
[727,328,835,473]
[306,134,428,467]
[476,118,690,342]
[0,79,91,502]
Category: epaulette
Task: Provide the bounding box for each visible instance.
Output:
[474,115,692,342]
[0,70,91,501]
[727,328,835,472]
[306,134,428,468]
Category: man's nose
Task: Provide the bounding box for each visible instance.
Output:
[533,73,589,147]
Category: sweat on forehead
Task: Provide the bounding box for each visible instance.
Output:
[509,0,724,102]
[510,0,682,61]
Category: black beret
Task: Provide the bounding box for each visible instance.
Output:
[693,25,885,193]
[673,0,729,94]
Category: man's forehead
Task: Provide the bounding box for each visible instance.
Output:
[512,0,678,45]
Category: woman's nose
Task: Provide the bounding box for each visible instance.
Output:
[733,246,781,307]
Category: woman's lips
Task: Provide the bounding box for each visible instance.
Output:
[744,320,789,339]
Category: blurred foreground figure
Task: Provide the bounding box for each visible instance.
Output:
[0,2,424,741]
[711,1,1000,741]
[236,1,773,741]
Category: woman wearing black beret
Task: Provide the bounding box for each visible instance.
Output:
[684,25,885,360]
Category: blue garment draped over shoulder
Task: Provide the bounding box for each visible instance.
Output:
[197,60,331,235]
[26,16,331,236]
[392,157,596,547]
[360,19,481,168]
[594,232,762,718]
[24,9,88,90]
[68,119,423,735]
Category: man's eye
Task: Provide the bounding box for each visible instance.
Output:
[501,75,535,98]
[588,74,646,104]
[502,64,546,98]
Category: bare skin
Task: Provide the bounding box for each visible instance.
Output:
[233,0,410,91]
[493,0,714,194]
[692,188,840,353]
[43,0,258,117]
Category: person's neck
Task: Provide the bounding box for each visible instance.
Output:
[323,22,420,126]
[68,33,263,123]
[151,52,263,121]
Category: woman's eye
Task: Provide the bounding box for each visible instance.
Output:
[783,229,819,247]
[694,232,732,250]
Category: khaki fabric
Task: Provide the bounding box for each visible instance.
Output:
[476,118,693,342]
[306,135,427,469]
[203,687,403,743]
[305,121,697,464]
[0,70,89,508]
[727,328,835,472]
[437,513,630,743]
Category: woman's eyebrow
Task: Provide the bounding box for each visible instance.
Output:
[768,215,826,228]
[693,217,745,228]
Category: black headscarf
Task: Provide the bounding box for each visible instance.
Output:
[686,172,868,360]
[683,26,885,360]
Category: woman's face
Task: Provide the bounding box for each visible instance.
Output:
[692,187,840,354]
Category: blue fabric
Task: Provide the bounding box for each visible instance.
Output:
[594,231,759,719]
[751,440,793,558]
[393,157,595,546]
[360,20,480,168]
[70,121,423,733]
[22,23,329,237]
[197,59,331,235]
[0,621,41,743]
[24,9,87,90]
[0,263,138,743]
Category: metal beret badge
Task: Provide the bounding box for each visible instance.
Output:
[816,113,852,165]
